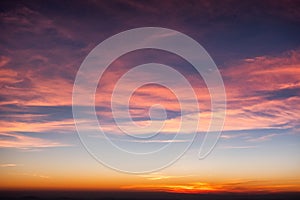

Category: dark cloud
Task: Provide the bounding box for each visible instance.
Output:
[0,104,72,121]
[260,87,300,100]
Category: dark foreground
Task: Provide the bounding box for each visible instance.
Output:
[1,191,300,200]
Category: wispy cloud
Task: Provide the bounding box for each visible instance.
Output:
[17,172,50,179]
[1,2,299,138]
[219,145,258,150]
[139,173,191,180]
[0,163,17,167]
[220,133,249,140]
[1,48,299,146]
[247,133,279,142]
[0,132,70,149]
[220,49,300,132]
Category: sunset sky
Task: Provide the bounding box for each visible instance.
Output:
[1,0,300,193]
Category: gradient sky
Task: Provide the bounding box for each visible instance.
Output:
[1,0,300,193]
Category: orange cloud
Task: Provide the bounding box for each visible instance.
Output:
[0,119,75,134]
[121,179,300,194]
[121,182,218,193]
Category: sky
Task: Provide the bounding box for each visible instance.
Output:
[0,0,300,193]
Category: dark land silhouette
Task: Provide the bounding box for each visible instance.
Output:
[1,190,300,200]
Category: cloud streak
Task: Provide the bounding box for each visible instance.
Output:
[0,132,71,148]
[0,163,17,167]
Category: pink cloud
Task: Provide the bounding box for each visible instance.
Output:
[0,132,70,149]
[0,56,10,67]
